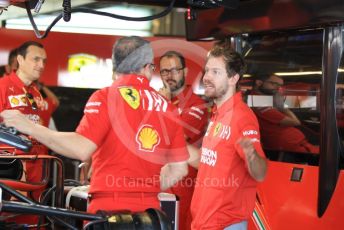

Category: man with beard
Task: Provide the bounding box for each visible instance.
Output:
[188,42,267,229]
[159,51,209,230]
[252,73,319,153]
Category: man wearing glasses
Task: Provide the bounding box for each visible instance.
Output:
[1,36,189,215]
[0,41,57,202]
[159,51,209,230]
[251,73,319,153]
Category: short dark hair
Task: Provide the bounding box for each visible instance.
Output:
[0,65,6,77]
[8,48,18,65]
[17,41,44,58]
[159,50,186,68]
[208,40,246,79]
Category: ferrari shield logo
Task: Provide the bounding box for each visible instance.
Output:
[213,122,222,137]
[119,87,140,109]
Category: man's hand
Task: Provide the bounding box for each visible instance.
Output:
[238,137,267,182]
[273,92,285,111]
[158,80,172,100]
[160,161,188,190]
[238,137,257,162]
[0,110,35,135]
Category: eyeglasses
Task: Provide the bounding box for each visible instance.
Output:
[145,63,156,72]
[25,92,38,110]
[265,80,283,88]
[160,67,184,77]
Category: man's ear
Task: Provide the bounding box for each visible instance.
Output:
[229,73,240,85]
[17,55,24,66]
[139,64,149,75]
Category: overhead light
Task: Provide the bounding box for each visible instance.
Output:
[275,71,322,76]
[0,0,9,8]
[275,68,344,76]
[5,5,153,36]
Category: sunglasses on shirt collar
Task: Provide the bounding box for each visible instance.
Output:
[25,92,38,110]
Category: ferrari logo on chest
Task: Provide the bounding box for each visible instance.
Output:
[213,122,222,137]
[119,87,140,109]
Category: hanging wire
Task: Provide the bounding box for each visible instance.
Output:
[25,0,176,39]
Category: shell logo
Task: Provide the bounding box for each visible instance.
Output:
[136,125,160,152]
[10,97,19,105]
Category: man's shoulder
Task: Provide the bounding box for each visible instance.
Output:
[183,87,207,105]
[0,76,13,94]
[0,75,10,85]
[87,87,111,103]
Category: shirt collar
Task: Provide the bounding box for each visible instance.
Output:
[114,74,150,87]
[8,72,38,90]
[212,91,243,117]
[171,85,191,105]
[9,72,26,89]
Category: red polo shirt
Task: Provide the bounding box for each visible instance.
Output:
[76,74,189,212]
[0,73,45,126]
[191,92,265,230]
[253,106,310,151]
[0,72,50,154]
[170,86,209,230]
[0,72,49,201]
[39,96,58,127]
[171,85,209,145]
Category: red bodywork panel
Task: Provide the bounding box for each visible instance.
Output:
[250,161,344,229]
[9,0,27,4]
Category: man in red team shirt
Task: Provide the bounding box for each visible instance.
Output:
[0,41,54,201]
[251,73,318,153]
[159,51,209,230]
[187,41,267,229]
[1,36,189,214]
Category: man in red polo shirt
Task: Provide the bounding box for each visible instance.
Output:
[0,41,51,201]
[1,36,189,214]
[188,41,267,230]
[251,73,319,153]
[159,50,209,230]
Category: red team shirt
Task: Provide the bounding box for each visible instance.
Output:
[0,72,57,201]
[76,74,189,213]
[191,92,265,230]
[253,107,318,153]
[170,85,208,230]
[39,96,58,127]
[171,85,208,145]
